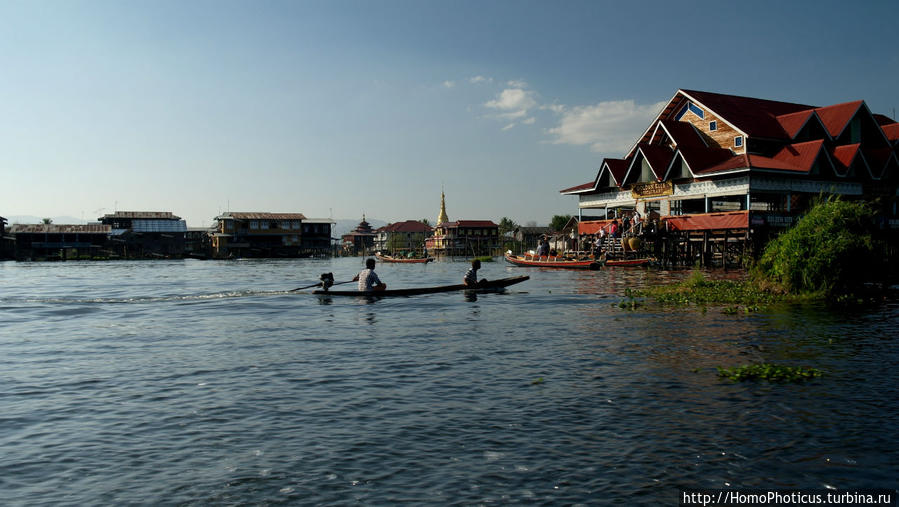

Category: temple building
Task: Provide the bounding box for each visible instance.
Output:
[341,215,376,256]
[426,192,500,257]
[561,89,899,261]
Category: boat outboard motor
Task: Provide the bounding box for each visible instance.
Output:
[319,272,334,291]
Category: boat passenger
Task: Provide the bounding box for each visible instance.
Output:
[536,237,550,256]
[353,258,387,291]
[464,259,487,287]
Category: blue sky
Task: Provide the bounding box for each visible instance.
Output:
[2,0,897,226]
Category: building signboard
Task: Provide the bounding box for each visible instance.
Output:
[632,181,673,199]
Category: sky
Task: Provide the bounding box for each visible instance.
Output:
[1,0,897,227]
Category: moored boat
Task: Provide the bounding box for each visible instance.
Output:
[504,254,602,270]
[313,275,529,296]
[375,253,434,263]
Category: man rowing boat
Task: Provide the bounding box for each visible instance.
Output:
[463,259,487,287]
[353,258,387,292]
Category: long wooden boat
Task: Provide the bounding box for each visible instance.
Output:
[504,254,602,270]
[375,253,433,264]
[313,275,529,296]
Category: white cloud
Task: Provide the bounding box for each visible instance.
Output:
[547,100,667,154]
[469,75,492,84]
[443,80,456,88]
[521,117,536,125]
[501,123,516,131]
[507,79,528,88]
[484,88,538,120]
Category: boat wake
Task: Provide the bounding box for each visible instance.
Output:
[3,290,293,305]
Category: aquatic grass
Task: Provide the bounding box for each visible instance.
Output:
[716,363,824,383]
[633,270,788,308]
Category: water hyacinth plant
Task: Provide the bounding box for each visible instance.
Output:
[717,363,824,383]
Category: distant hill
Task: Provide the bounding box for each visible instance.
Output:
[6,215,88,225]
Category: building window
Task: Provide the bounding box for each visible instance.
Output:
[734,136,743,148]
[281,221,290,229]
[709,121,717,131]
[292,221,301,230]
[675,101,705,121]
[250,221,259,229]
[260,221,269,230]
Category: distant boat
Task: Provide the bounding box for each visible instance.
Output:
[375,253,433,264]
[313,275,528,297]
[604,258,652,267]
[504,254,602,270]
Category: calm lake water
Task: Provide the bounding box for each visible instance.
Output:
[1,258,897,505]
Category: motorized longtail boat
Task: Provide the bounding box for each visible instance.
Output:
[504,254,602,270]
[313,275,529,297]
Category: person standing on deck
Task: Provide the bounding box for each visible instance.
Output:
[353,258,387,291]
[464,259,487,287]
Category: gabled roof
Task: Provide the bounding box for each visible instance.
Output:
[623,144,672,184]
[830,144,861,177]
[381,220,432,233]
[680,89,815,139]
[775,110,818,139]
[881,123,899,143]
[749,140,828,173]
[814,101,864,138]
[559,158,628,194]
[862,145,894,179]
[674,145,737,178]
[656,120,708,150]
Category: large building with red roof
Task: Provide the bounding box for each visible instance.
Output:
[561,89,899,238]
[374,220,433,254]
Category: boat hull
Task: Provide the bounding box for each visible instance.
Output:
[313,275,529,296]
[505,254,601,270]
[375,254,433,264]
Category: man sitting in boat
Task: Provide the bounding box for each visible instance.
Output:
[353,258,387,292]
[464,259,487,287]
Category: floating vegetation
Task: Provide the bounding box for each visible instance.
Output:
[618,289,642,310]
[531,377,545,385]
[716,363,824,383]
[473,256,495,263]
[633,270,788,308]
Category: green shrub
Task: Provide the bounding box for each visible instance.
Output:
[753,197,876,297]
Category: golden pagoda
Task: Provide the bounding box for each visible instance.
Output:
[436,191,449,226]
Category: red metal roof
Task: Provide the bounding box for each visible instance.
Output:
[882,123,899,142]
[693,154,751,175]
[680,89,815,139]
[446,220,498,228]
[775,110,816,139]
[578,219,614,235]
[830,144,861,175]
[754,139,827,173]
[814,101,863,138]
[381,220,432,233]
[663,211,749,231]
[559,181,595,194]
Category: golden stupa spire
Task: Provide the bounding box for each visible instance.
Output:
[436,190,449,226]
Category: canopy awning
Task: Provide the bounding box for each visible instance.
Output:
[663,210,749,231]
